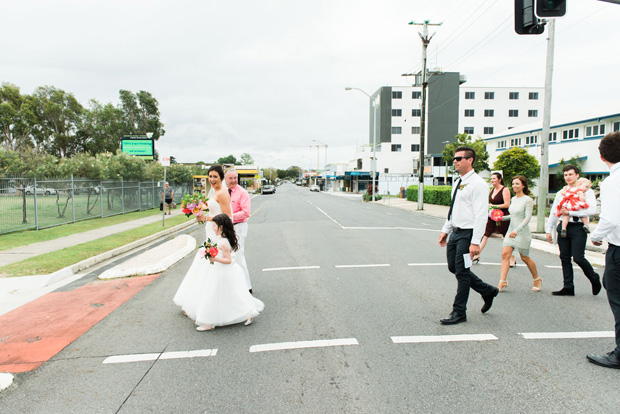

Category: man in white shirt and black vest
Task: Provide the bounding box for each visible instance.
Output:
[438,146,499,325]
[587,132,620,369]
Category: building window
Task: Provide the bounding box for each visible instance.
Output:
[391,144,402,152]
[614,121,620,132]
[392,109,402,117]
[528,110,538,117]
[497,140,507,149]
[464,127,474,134]
[509,92,519,100]
[412,109,421,117]
[529,92,539,100]
[525,135,538,145]
[485,92,495,99]
[510,138,522,147]
[392,126,402,134]
[509,109,519,117]
[412,91,421,99]
[392,91,402,99]
[464,109,474,117]
[549,132,557,142]
[465,91,475,99]
[411,144,420,152]
[484,127,494,135]
[484,109,494,117]
[411,126,420,134]
[562,128,579,140]
[586,124,606,137]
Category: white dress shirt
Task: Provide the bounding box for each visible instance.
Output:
[441,169,489,245]
[546,187,597,234]
[591,163,620,246]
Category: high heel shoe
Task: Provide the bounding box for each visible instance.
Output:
[244,318,253,326]
[498,280,508,292]
[196,325,214,331]
[532,277,542,292]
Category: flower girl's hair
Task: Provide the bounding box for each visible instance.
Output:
[212,214,239,251]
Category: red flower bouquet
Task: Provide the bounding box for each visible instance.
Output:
[489,208,504,224]
[180,193,209,224]
[199,238,219,264]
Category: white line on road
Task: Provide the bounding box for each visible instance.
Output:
[262,266,321,272]
[519,331,614,340]
[408,263,446,266]
[102,349,218,364]
[315,206,440,232]
[335,264,390,268]
[249,338,359,353]
[316,207,344,228]
[544,265,581,269]
[391,334,498,344]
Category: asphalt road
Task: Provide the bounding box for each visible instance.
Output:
[1,183,617,413]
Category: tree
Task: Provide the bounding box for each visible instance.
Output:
[170,156,177,164]
[118,90,165,140]
[285,166,303,179]
[263,167,277,182]
[441,133,489,174]
[239,153,254,165]
[217,155,237,165]
[0,83,38,151]
[553,156,585,190]
[493,147,540,190]
[79,100,126,156]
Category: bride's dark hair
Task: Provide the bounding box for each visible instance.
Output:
[212,214,238,251]
[208,165,225,180]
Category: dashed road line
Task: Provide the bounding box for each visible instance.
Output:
[519,331,614,340]
[315,207,440,232]
[262,266,321,272]
[249,338,359,353]
[102,349,217,364]
[392,334,498,344]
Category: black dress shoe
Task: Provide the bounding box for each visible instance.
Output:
[586,352,620,369]
[249,289,253,294]
[592,278,602,296]
[440,312,467,325]
[481,287,499,313]
[551,288,575,296]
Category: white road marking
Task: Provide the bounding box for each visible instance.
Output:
[316,207,344,228]
[262,266,321,272]
[544,265,581,269]
[408,263,446,266]
[249,338,359,353]
[103,349,218,364]
[315,207,440,232]
[392,334,498,344]
[335,264,390,268]
[519,331,614,340]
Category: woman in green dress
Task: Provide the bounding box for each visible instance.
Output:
[498,175,542,292]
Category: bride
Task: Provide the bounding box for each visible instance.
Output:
[173,165,232,315]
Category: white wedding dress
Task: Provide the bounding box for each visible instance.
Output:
[173,196,223,311]
[187,238,264,327]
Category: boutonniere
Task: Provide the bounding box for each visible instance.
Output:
[459,183,468,190]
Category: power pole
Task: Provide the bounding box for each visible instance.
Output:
[409,20,441,211]
[537,19,555,233]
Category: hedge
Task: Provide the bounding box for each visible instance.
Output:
[406,185,452,206]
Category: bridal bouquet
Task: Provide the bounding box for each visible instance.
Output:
[489,207,504,225]
[199,238,219,264]
[180,193,209,223]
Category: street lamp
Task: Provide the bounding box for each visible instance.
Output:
[442,140,451,186]
[345,87,379,201]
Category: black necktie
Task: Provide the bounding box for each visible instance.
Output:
[228,188,232,196]
[447,178,462,221]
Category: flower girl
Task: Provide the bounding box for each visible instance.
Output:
[188,213,264,331]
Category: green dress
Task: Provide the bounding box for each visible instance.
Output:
[502,195,534,256]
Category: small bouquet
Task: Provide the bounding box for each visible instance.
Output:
[199,238,219,264]
[180,193,209,224]
[489,207,504,225]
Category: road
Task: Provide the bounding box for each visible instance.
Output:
[1,183,616,413]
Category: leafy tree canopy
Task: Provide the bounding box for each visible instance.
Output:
[217,155,237,165]
[441,133,489,174]
[239,153,254,165]
[492,147,540,190]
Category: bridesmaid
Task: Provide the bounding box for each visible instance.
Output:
[473,172,516,267]
[497,175,542,292]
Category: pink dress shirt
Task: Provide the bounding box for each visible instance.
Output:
[229,185,251,223]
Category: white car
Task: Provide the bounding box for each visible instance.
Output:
[309,185,320,192]
[25,185,57,195]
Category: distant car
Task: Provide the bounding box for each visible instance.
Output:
[24,185,57,195]
[309,185,320,192]
[262,185,276,194]
[295,181,302,186]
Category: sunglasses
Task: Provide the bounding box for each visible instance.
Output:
[452,156,471,162]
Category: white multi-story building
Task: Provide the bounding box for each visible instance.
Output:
[346,76,545,194]
[484,112,619,189]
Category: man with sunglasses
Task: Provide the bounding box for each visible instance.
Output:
[438,146,499,324]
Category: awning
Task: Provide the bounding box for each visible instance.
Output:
[236,169,258,174]
[548,156,587,169]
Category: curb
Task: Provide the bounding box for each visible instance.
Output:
[45,219,198,286]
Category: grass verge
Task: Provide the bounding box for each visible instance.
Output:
[0,209,165,252]
[0,215,190,277]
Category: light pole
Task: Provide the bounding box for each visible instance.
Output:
[345,87,379,201]
[442,140,451,185]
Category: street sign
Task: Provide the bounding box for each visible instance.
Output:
[161,156,170,167]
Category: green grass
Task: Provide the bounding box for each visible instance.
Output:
[0,214,189,277]
[0,208,166,252]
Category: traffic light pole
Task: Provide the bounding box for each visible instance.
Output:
[537,19,555,233]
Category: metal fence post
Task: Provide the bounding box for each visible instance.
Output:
[121,178,125,214]
[71,174,76,223]
[138,181,142,211]
[100,180,104,218]
[33,177,39,230]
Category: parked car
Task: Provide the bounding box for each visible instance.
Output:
[309,185,320,192]
[295,181,302,186]
[262,185,276,194]
[24,185,57,195]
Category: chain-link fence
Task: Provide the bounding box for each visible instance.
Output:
[0,177,191,234]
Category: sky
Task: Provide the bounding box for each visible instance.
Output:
[1,0,618,170]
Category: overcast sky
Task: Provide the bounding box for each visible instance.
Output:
[1,0,618,170]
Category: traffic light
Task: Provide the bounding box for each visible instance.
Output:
[515,0,545,35]
[536,0,566,17]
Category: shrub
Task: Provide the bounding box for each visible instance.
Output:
[407,185,452,206]
[363,193,382,202]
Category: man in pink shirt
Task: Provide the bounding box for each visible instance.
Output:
[225,169,253,292]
